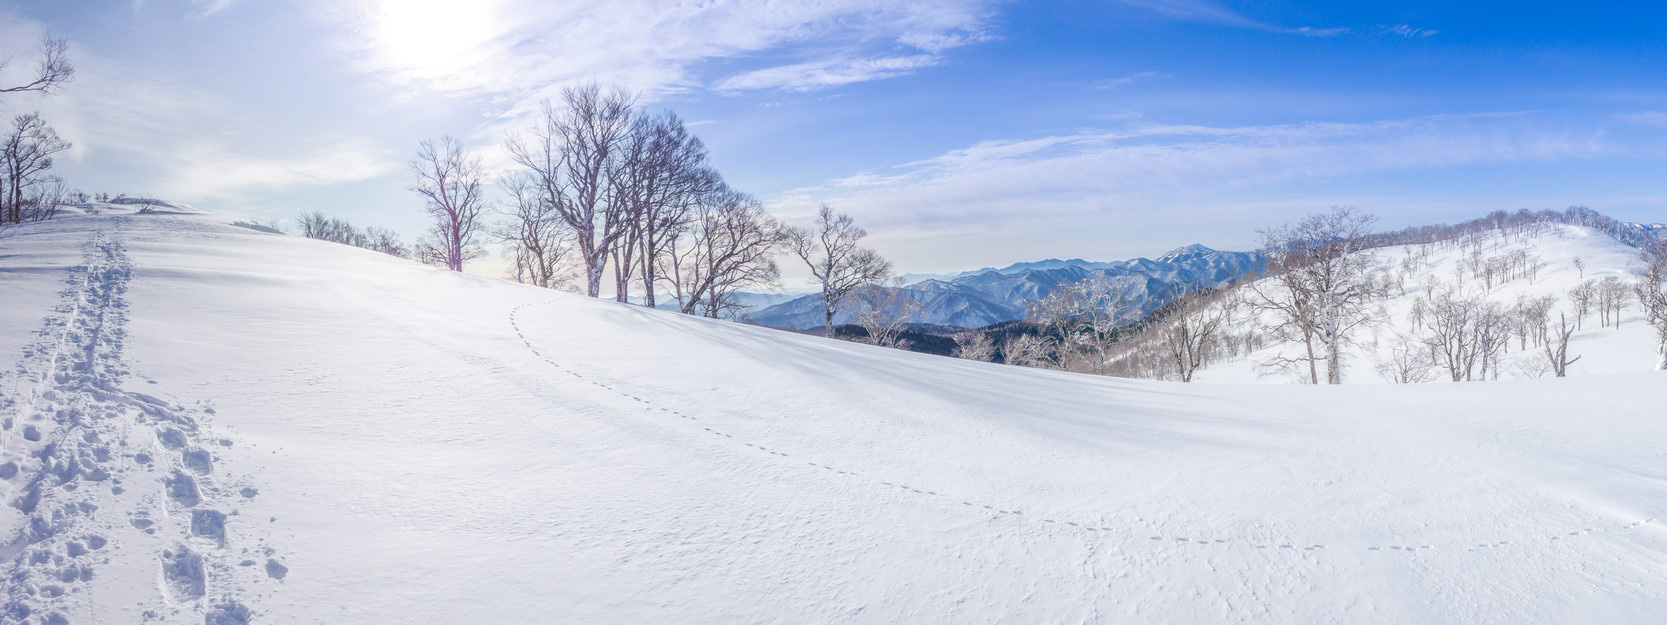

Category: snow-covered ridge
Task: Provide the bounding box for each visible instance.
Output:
[1,211,1665,623]
[1186,224,1659,383]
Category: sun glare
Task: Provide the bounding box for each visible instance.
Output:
[371,0,497,79]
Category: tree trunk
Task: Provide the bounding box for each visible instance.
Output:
[824,291,836,338]
[640,233,657,309]
[585,257,604,298]
[1301,329,1319,385]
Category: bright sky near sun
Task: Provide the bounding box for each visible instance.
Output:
[2,0,1665,277]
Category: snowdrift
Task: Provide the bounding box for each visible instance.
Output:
[1,208,1664,624]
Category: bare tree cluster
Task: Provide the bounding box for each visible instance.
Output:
[1247,207,1382,384]
[501,84,788,312]
[1414,284,1514,381]
[1459,247,1543,291]
[296,211,410,258]
[1,37,75,228]
[1026,275,1129,374]
[666,188,787,318]
[1637,243,1667,370]
[494,175,577,289]
[952,331,996,362]
[994,284,1257,381]
[1594,277,1631,328]
[1364,206,1660,251]
[1,113,70,225]
[1158,289,1235,382]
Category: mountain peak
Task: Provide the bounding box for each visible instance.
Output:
[1159,243,1216,262]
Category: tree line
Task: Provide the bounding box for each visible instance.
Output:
[293,84,895,328]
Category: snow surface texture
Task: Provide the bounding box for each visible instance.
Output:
[2,208,1665,624]
[1,215,275,624]
[1196,224,1660,383]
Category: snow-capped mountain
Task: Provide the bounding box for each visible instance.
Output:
[749,245,1265,330]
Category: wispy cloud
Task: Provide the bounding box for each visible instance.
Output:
[188,0,241,18]
[715,55,940,92]
[155,138,398,201]
[774,114,1616,231]
[1112,0,1346,36]
[9,15,398,205]
[1617,111,1667,126]
[311,0,997,110]
[1381,24,1439,38]
[1091,71,1168,90]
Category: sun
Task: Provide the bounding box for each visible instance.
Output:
[369,0,498,80]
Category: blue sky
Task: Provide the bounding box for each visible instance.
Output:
[2,0,1665,278]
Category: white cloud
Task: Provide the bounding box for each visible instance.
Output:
[1617,111,1667,126]
[310,0,997,109]
[154,137,398,201]
[6,12,398,205]
[714,55,940,92]
[1091,71,1168,90]
[1382,24,1439,38]
[188,0,241,18]
[1111,0,1347,36]
[773,114,1616,231]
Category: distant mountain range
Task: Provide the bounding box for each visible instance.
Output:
[747,244,1266,331]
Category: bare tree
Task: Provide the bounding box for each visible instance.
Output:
[1002,334,1051,368]
[953,332,995,362]
[505,84,636,297]
[2,113,72,224]
[1514,294,1556,349]
[360,227,409,258]
[665,188,785,317]
[297,211,361,244]
[1597,276,1630,328]
[495,174,577,289]
[1637,243,1667,370]
[1375,335,1437,383]
[1160,289,1232,382]
[0,36,74,95]
[409,137,486,271]
[1474,300,1512,380]
[848,279,926,349]
[1568,280,1596,329]
[610,111,713,305]
[295,211,408,258]
[1248,207,1380,383]
[786,204,892,337]
[1543,313,1582,377]
[1029,275,1126,374]
[1419,284,1482,382]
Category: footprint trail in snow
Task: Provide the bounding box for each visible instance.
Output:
[0,221,284,624]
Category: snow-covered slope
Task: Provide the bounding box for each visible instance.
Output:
[2,209,1665,624]
[1195,224,1659,383]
